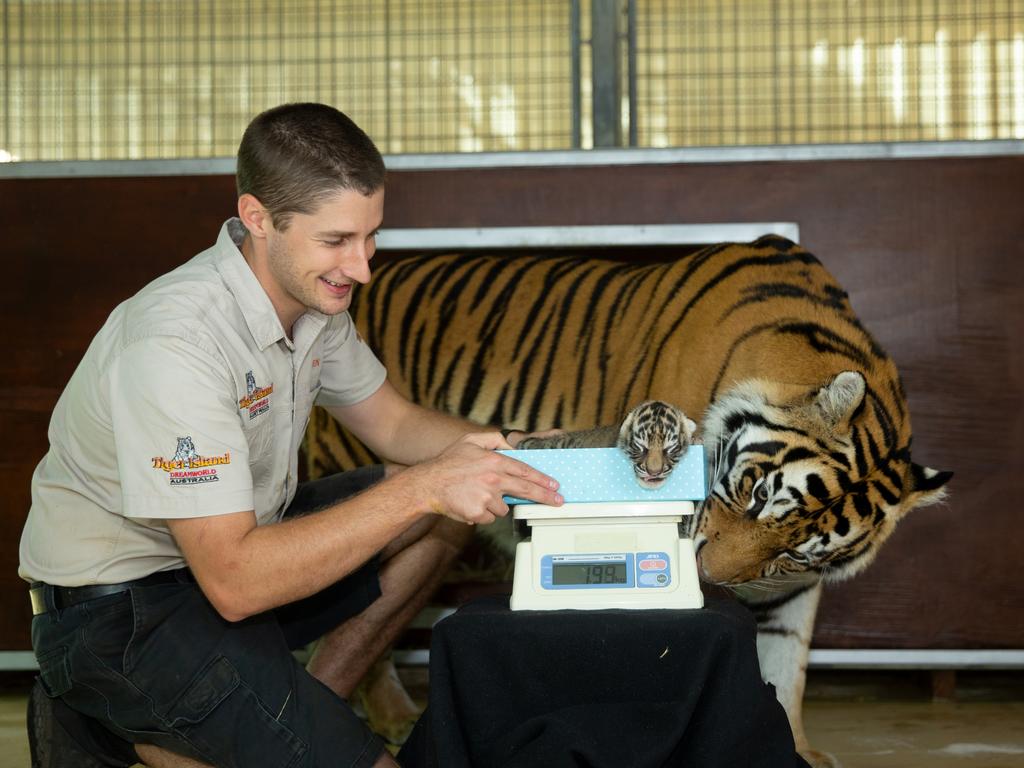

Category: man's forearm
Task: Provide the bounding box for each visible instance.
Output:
[331,388,493,466]
[329,380,531,468]
[198,478,430,621]
[381,403,489,465]
[178,431,562,622]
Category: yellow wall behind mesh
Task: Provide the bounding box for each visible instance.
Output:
[637,0,1024,146]
[1,0,1021,161]
[1,0,574,160]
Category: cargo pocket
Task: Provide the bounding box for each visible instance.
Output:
[36,646,72,698]
[167,656,308,767]
[165,655,239,727]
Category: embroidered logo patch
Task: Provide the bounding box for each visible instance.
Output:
[238,370,273,420]
[151,437,231,485]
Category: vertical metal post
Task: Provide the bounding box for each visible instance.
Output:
[570,0,582,149]
[591,0,622,147]
[2,1,9,156]
[627,0,637,147]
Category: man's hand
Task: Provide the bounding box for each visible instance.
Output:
[403,432,562,525]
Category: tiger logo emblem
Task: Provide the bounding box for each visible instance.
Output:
[245,370,258,397]
[171,436,200,469]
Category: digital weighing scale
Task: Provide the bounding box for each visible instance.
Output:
[500,446,706,611]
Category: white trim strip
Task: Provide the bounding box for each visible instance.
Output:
[3,648,1023,671]
[0,158,236,178]
[385,140,1024,168]
[387,648,1024,669]
[807,650,1024,670]
[377,223,800,250]
[2,140,1022,179]
[0,652,40,671]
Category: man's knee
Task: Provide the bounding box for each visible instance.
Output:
[380,515,471,562]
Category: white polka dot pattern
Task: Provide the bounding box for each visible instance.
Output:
[498,445,706,505]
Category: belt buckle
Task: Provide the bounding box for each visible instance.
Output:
[29,586,50,616]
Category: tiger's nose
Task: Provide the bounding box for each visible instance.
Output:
[643,457,664,476]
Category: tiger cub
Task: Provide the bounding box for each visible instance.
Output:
[517,400,698,489]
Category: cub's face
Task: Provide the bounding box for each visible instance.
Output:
[617,401,696,489]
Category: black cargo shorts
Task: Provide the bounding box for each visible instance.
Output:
[31,466,389,768]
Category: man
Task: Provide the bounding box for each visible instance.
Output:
[20,102,562,768]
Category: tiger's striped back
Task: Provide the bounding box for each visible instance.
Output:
[320,236,887,436]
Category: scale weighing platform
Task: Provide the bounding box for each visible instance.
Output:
[499,446,706,611]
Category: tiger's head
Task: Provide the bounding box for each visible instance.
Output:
[174,436,198,459]
[617,400,698,489]
[694,371,952,587]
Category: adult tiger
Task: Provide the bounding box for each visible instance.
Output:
[305,235,951,768]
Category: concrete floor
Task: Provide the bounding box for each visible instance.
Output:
[2,671,1022,767]
[798,671,1024,768]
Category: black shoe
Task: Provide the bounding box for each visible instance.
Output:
[27,679,133,768]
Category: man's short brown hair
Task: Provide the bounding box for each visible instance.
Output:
[236,103,385,231]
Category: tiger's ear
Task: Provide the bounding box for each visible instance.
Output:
[683,416,698,438]
[903,463,954,509]
[815,371,865,430]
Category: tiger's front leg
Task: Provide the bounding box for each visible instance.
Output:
[753,582,840,768]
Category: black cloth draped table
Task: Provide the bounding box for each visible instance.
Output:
[398,596,812,768]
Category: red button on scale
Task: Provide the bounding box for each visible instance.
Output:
[639,559,667,571]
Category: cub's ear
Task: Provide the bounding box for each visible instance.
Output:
[815,371,866,430]
[683,416,698,437]
[903,463,954,509]
[618,407,638,444]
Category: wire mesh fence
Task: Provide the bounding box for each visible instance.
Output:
[635,0,1024,147]
[0,0,574,160]
[0,0,1021,162]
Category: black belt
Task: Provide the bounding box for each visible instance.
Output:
[29,568,195,616]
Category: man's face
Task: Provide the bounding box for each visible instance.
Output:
[262,187,385,323]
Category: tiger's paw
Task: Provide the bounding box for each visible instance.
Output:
[356,657,423,747]
[799,747,841,768]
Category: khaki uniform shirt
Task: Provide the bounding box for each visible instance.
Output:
[19,219,387,586]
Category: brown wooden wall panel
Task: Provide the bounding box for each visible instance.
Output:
[2,156,1022,651]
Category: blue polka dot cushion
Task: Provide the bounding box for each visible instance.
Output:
[498,445,706,504]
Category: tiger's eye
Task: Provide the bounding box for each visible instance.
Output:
[754,483,769,502]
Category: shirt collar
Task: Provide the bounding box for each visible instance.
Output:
[214,218,327,351]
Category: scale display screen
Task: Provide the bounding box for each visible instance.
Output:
[552,562,628,585]
[539,552,673,591]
